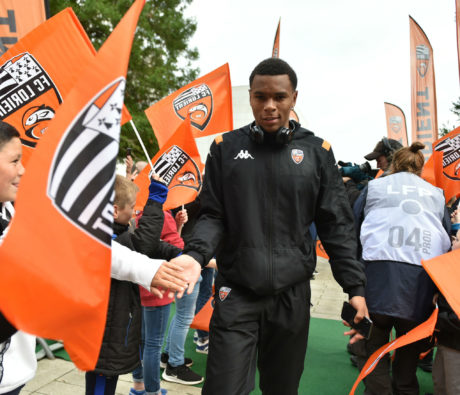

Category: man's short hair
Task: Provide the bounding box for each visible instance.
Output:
[114,174,139,208]
[0,121,20,151]
[249,58,297,90]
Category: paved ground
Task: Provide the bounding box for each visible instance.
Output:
[22,257,347,394]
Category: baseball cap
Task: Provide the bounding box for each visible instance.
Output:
[364,141,385,160]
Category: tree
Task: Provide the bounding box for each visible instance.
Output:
[439,96,460,137]
[49,0,199,159]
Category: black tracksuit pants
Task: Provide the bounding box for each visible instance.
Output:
[202,274,311,395]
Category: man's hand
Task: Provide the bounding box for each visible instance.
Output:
[150,261,188,297]
[343,295,370,344]
[170,254,202,298]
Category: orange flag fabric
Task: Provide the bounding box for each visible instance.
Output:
[0,8,130,167]
[190,296,214,332]
[349,307,438,395]
[316,240,329,260]
[410,16,438,160]
[431,127,460,203]
[423,249,460,319]
[0,0,46,54]
[134,118,205,212]
[272,18,280,58]
[421,154,435,186]
[145,63,233,149]
[0,0,145,371]
[384,102,408,146]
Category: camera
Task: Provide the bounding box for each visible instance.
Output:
[338,161,375,183]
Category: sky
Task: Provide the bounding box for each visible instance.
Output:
[184,0,459,164]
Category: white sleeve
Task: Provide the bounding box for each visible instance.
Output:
[111,240,164,290]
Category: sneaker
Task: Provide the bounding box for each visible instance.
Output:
[195,337,209,354]
[162,363,203,385]
[160,353,193,369]
[193,331,198,344]
[129,389,146,395]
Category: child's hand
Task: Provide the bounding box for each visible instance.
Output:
[175,209,188,227]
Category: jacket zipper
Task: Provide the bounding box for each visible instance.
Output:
[125,312,133,347]
[268,151,274,289]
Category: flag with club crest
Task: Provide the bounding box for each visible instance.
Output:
[384,102,408,146]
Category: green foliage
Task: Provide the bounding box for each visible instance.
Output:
[439,96,460,137]
[49,0,199,160]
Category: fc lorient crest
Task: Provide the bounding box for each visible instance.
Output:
[0,52,62,147]
[47,78,125,247]
[150,145,202,192]
[173,84,213,131]
[434,135,460,181]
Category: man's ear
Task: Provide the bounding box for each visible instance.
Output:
[113,204,119,220]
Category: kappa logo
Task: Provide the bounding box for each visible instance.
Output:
[219,286,231,301]
[47,78,125,247]
[173,83,213,131]
[291,149,304,164]
[0,52,62,148]
[389,116,402,134]
[234,150,254,160]
[434,134,460,181]
[416,44,430,78]
[150,145,202,192]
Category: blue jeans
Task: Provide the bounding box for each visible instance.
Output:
[132,304,171,395]
[195,268,215,339]
[164,277,201,367]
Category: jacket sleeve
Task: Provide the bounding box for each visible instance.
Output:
[0,312,17,343]
[184,140,225,267]
[314,147,366,298]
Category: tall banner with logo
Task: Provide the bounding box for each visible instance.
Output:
[0,0,145,371]
[0,0,46,55]
[145,63,233,152]
[431,126,460,202]
[134,118,204,212]
[384,102,408,146]
[272,18,280,58]
[410,16,438,159]
[0,7,130,166]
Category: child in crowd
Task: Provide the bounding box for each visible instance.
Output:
[85,175,187,395]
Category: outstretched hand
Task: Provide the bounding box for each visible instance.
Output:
[169,254,202,298]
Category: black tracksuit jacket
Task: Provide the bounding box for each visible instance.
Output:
[185,123,366,297]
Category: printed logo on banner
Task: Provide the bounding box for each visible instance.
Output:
[291,149,304,164]
[389,116,402,134]
[434,135,460,180]
[219,286,231,301]
[0,53,62,147]
[173,84,213,131]
[150,145,202,192]
[416,44,430,78]
[47,78,125,246]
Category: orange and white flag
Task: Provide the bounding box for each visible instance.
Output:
[0,0,145,371]
[384,102,408,146]
[145,63,233,150]
[0,0,46,54]
[272,18,280,58]
[431,126,460,203]
[410,16,438,159]
[134,118,204,212]
[0,7,130,167]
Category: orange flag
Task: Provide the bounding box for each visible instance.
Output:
[0,8,130,167]
[272,18,280,58]
[410,16,438,160]
[190,296,214,332]
[349,307,438,395]
[0,0,46,54]
[431,126,460,203]
[134,118,205,212]
[384,102,408,146]
[0,0,145,371]
[316,240,329,260]
[421,154,435,185]
[423,249,460,319]
[145,63,233,149]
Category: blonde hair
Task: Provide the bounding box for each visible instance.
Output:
[114,174,139,208]
[389,142,425,176]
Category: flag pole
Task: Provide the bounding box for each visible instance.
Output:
[129,119,155,173]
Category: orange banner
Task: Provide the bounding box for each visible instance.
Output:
[190,296,214,332]
[431,126,460,203]
[316,240,329,260]
[0,0,145,371]
[349,307,438,395]
[0,7,130,166]
[134,118,204,212]
[421,154,435,185]
[423,249,460,320]
[410,16,438,160]
[145,63,233,148]
[0,0,46,55]
[384,102,408,146]
[272,18,280,58]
